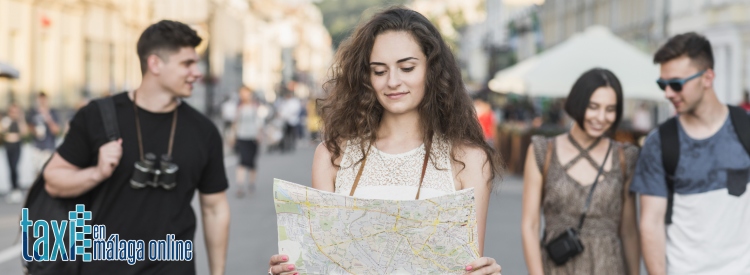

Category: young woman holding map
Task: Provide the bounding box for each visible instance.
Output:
[268,6,504,275]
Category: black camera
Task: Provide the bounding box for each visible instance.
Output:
[545,228,584,265]
[130,153,179,190]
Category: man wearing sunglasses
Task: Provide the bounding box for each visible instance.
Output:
[630,32,750,274]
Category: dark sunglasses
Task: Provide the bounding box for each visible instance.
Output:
[656,70,706,92]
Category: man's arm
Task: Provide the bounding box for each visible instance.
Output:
[199,191,230,275]
[44,139,122,198]
[639,194,668,275]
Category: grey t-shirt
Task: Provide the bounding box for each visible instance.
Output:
[631,115,750,196]
[630,114,750,274]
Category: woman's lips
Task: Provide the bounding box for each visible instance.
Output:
[587,122,605,131]
[385,92,409,99]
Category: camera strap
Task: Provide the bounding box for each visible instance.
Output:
[576,139,612,230]
[133,90,179,161]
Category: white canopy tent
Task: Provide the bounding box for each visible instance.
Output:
[0,62,19,79]
[489,26,664,101]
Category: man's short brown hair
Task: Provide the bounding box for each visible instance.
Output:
[653,32,713,70]
[136,20,202,75]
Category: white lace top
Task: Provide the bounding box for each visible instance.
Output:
[334,137,456,200]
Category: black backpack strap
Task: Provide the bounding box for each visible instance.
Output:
[729,105,750,156]
[91,96,120,221]
[659,117,679,224]
[728,105,750,196]
[97,96,120,141]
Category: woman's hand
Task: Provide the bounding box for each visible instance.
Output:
[268,254,297,275]
[465,257,502,275]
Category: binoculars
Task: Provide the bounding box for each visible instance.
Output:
[130,153,179,190]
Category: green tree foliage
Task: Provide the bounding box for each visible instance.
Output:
[315,0,408,49]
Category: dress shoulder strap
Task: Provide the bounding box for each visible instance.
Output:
[542,138,554,185]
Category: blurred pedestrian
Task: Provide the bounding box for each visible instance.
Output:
[306,99,321,143]
[473,91,496,148]
[220,94,237,139]
[631,102,653,146]
[27,92,60,173]
[548,100,564,127]
[264,112,285,153]
[268,7,504,275]
[740,90,750,112]
[297,100,307,140]
[1,103,29,203]
[41,20,229,275]
[228,86,263,197]
[632,32,750,274]
[521,68,640,275]
[278,91,301,152]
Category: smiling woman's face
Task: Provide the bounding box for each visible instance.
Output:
[369,31,427,115]
[583,86,618,137]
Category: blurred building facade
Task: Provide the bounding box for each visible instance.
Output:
[0,0,150,109]
[534,0,750,105]
[246,0,332,102]
[538,0,658,51]
[450,0,542,87]
[0,0,332,112]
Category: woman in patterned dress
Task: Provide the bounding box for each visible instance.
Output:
[520,68,641,275]
[268,7,505,275]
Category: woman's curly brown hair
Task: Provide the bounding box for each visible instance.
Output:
[318,6,504,187]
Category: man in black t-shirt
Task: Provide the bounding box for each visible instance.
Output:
[43,20,230,275]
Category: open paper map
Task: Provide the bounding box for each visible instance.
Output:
[273,179,479,275]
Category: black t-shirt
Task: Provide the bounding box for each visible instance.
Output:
[57,92,228,274]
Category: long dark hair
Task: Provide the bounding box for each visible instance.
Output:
[318,6,504,187]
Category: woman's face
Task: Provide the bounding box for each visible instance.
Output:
[369,31,427,115]
[239,88,252,103]
[583,86,618,138]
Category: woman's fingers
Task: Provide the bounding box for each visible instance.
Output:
[268,255,296,275]
[465,257,501,275]
[268,264,296,275]
[465,257,490,271]
[269,254,288,266]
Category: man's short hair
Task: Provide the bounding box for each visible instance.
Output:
[653,32,714,70]
[136,20,202,75]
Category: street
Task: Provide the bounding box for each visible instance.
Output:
[0,143,528,274]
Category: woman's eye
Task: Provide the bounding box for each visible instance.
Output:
[588,105,597,110]
[373,71,385,76]
[402,67,415,72]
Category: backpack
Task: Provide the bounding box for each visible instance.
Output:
[659,105,750,224]
[22,96,120,275]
